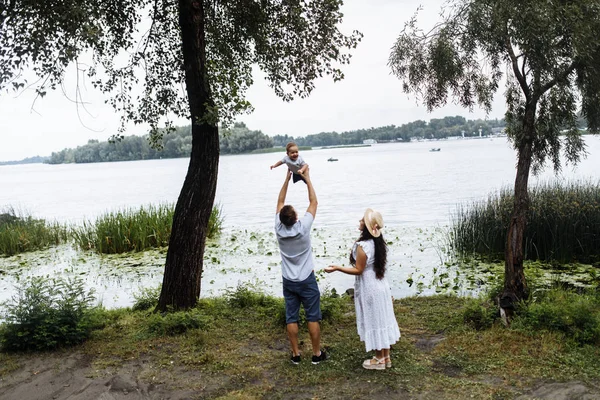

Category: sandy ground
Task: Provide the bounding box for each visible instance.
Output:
[2,349,600,400]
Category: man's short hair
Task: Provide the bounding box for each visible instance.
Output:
[279,205,297,227]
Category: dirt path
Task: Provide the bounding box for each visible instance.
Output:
[2,349,600,400]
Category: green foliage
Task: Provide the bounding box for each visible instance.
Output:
[462,298,499,330]
[512,288,600,345]
[72,203,223,254]
[0,277,101,351]
[219,122,274,154]
[273,116,507,146]
[132,286,162,311]
[1,0,362,135]
[47,126,193,164]
[0,208,68,256]
[141,309,211,338]
[450,181,600,262]
[390,0,600,167]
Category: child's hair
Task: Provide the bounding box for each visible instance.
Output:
[285,142,298,153]
[349,227,388,279]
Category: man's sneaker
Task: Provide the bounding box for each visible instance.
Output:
[311,350,327,364]
[290,354,301,365]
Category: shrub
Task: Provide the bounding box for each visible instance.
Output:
[462,298,499,330]
[132,285,162,311]
[0,277,101,351]
[512,287,600,345]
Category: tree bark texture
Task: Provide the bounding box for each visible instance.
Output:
[156,0,219,311]
[501,107,535,316]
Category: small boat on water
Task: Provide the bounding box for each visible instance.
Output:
[327,157,339,162]
[429,148,441,152]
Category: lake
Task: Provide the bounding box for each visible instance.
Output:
[2,137,600,308]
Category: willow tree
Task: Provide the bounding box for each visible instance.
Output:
[389,0,600,319]
[0,0,361,310]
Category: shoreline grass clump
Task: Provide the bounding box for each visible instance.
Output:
[450,180,600,263]
[72,203,224,254]
[0,208,68,256]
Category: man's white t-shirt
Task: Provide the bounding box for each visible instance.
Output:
[274,212,315,282]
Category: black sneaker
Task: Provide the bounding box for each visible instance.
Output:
[290,354,301,365]
[311,350,327,365]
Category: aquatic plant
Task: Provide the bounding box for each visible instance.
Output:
[450,180,600,263]
[72,203,224,254]
[0,207,68,256]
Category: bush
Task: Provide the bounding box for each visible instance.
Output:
[132,285,161,311]
[462,298,499,330]
[0,277,101,351]
[512,288,600,345]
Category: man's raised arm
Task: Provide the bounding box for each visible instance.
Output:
[276,170,292,214]
[304,167,318,218]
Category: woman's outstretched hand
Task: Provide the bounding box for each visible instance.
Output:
[324,265,337,273]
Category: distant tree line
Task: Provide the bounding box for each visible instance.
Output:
[274,116,505,147]
[44,114,590,164]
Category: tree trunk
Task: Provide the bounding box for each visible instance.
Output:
[156,0,219,311]
[500,107,536,324]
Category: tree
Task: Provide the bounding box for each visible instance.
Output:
[1,0,361,310]
[389,0,600,321]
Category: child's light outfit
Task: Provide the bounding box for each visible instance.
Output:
[352,239,401,351]
[282,154,307,184]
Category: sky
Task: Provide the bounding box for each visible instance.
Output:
[0,0,507,162]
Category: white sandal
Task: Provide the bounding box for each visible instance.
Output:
[362,356,386,370]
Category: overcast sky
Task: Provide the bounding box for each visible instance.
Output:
[0,0,507,162]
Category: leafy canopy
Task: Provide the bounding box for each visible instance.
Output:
[0,0,362,139]
[389,0,600,172]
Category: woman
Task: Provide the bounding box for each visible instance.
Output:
[325,208,400,370]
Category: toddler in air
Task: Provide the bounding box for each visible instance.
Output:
[270,142,308,184]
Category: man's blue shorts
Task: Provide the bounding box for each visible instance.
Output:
[282,271,322,324]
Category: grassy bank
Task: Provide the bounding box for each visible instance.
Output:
[450,180,600,263]
[1,283,599,399]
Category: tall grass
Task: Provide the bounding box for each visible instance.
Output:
[72,203,224,254]
[450,180,600,262]
[0,208,68,256]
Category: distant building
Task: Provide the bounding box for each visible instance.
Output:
[363,139,377,144]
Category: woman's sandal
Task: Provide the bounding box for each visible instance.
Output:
[362,356,386,370]
[385,356,392,368]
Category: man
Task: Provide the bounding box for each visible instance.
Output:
[275,166,326,365]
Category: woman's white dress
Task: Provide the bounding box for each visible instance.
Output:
[353,240,401,351]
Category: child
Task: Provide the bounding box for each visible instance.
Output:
[270,142,308,184]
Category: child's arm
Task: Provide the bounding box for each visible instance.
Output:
[270,160,283,170]
[298,163,308,174]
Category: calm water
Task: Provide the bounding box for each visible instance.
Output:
[2,137,600,308]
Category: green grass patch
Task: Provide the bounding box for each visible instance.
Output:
[72,203,224,254]
[450,180,600,263]
[0,208,68,256]
[1,288,599,397]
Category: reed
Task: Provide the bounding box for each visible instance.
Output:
[450,180,600,263]
[0,208,68,256]
[72,203,224,254]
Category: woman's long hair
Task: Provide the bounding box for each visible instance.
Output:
[349,226,387,279]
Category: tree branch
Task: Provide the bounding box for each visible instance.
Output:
[535,60,579,100]
[506,35,530,100]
